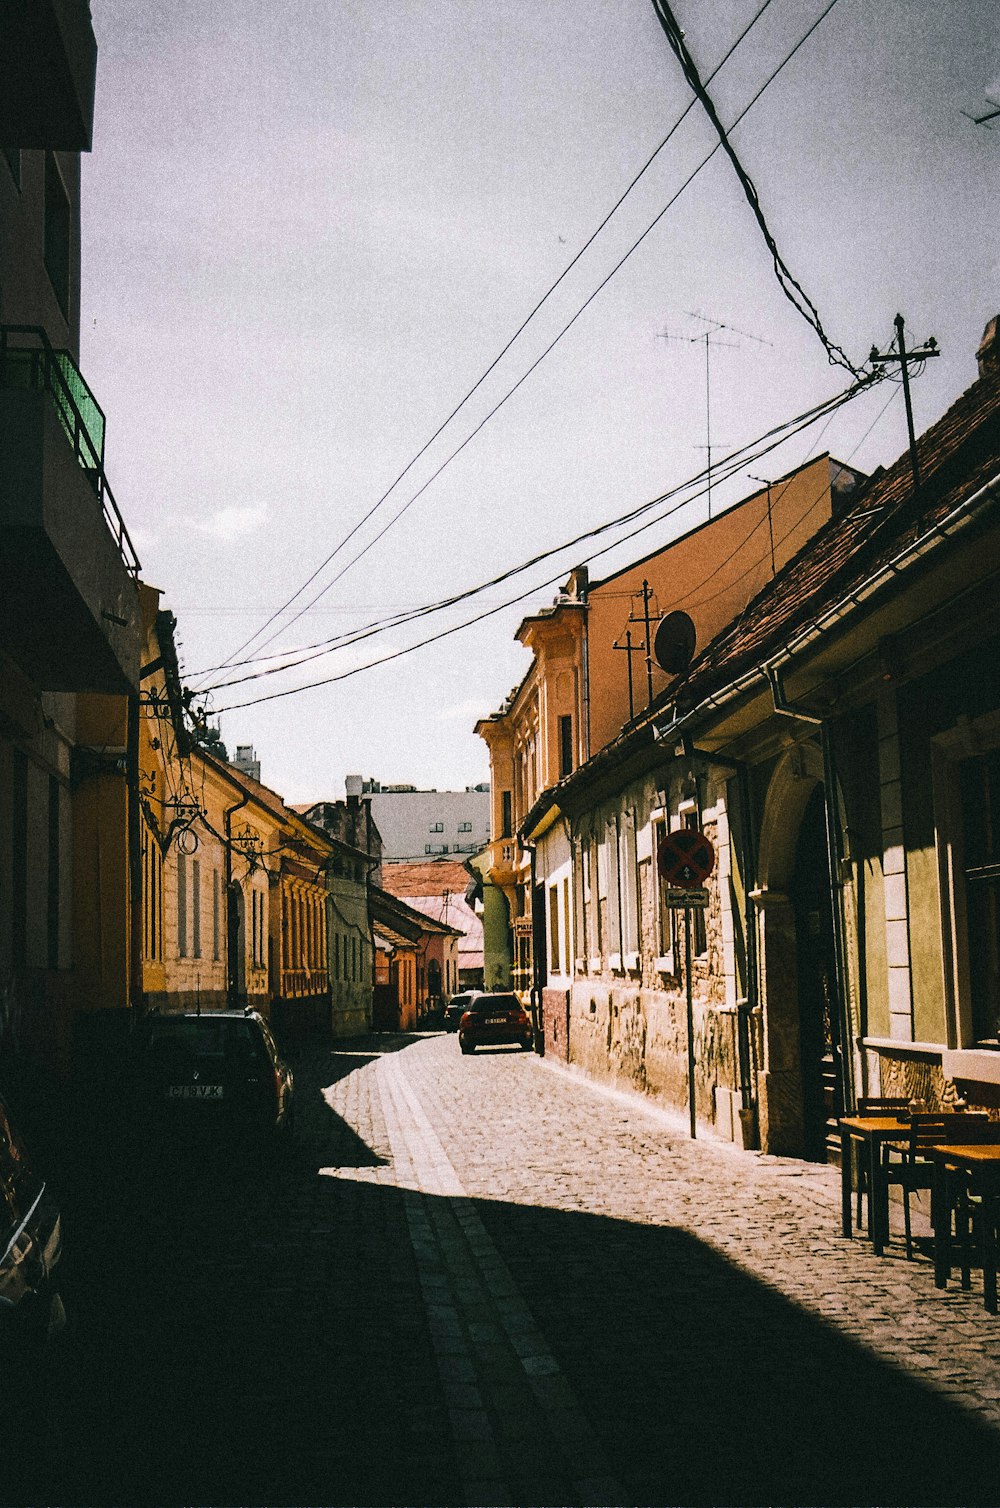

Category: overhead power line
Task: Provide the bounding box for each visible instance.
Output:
[199,0,790,685]
[203,371,885,713]
[650,0,859,376]
[193,372,879,690]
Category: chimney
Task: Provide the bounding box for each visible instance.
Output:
[345,773,363,809]
[977,315,1000,378]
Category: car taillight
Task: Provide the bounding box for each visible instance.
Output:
[273,1066,282,1101]
[460,1011,473,1026]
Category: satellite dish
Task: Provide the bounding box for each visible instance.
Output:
[653,611,696,675]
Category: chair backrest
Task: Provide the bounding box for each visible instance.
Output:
[907,1111,992,1152]
[857,1096,910,1116]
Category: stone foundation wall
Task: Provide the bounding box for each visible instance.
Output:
[566,980,738,1132]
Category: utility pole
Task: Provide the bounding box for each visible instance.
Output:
[749,474,777,576]
[869,315,939,493]
[613,627,640,722]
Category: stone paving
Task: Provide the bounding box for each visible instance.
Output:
[16,1029,1000,1507]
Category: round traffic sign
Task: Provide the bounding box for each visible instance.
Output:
[657,827,715,886]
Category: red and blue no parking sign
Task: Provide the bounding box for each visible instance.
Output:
[656,827,715,887]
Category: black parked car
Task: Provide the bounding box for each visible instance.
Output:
[135,1009,294,1144]
[444,990,481,1032]
[0,1093,65,1379]
[458,993,533,1054]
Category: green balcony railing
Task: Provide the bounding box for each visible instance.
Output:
[0,325,139,581]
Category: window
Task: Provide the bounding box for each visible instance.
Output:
[651,815,674,966]
[620,815,639,960]
[177,855,187,958]
[559,715,574,779]
[605,823,622,960]
[44,153,71,320]
[501,790,513,839]
[429,821,444,833]
[192,859,201,958]
[549,885,561,976]
[425,843,448,855]
[212,871,220,961]
[458,821,472,833]
[683,808,708,956]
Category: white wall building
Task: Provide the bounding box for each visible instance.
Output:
[353,777,490,864]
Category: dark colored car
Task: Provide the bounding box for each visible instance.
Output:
[136,1009,294,1143]
[458,993,533,1054]
[0,1094,65,1381]
[444,990,480,1032]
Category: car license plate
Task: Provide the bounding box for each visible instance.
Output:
[486,1017,506,1025]
[167,1085,223,1100]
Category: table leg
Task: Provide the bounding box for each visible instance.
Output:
[933,1161,951,1289]
[871,1137,886,1255]
[982,1183,998,1315]
[840,1128,852,1239]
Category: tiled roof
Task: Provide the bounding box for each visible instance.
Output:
[667,363,1000,710]
[521,354,1000,833]
[381,860,473,898]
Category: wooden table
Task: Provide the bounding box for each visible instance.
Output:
[929,1143,1000,1311]
[839,1116,911,1253]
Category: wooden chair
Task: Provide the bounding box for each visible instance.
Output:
[883,1111,991,1258]
[853,1098,911,1228]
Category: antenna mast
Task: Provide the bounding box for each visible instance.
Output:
[658,311,772,516]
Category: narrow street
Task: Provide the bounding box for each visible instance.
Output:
[21,1032,1000,1508]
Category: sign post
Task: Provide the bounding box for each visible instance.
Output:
[657,827,716,1139]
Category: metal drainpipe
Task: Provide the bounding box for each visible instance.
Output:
[224,791,250,1010]
[736,761,759,1116]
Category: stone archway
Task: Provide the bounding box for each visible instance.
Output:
[753,740,825,1157]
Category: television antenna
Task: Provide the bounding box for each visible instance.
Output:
[657,311,772,517]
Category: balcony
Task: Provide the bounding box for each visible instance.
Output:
[0,0,97,151]
[280,969,330,999]
[0,327,141,694]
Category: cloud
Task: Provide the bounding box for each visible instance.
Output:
[188,505,267,542]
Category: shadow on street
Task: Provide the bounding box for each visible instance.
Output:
[11,1035,1000,1508]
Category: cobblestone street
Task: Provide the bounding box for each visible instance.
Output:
[20,1031,1000,1507]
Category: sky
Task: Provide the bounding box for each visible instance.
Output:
[81,0,998,803]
